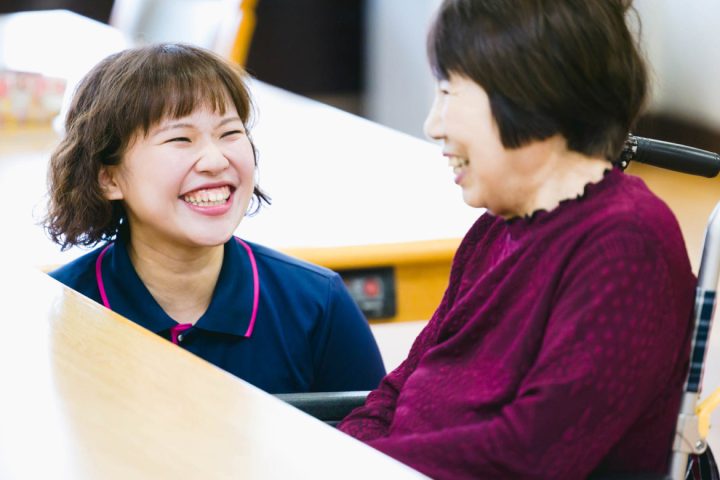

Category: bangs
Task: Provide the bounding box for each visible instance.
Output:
[139,72,235,133]
[427,7,453,80]
[116,44,253,136]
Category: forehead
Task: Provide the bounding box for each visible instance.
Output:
[137,97,242,135]
[128,74,247,134]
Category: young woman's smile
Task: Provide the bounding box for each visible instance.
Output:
[181,184,235,215]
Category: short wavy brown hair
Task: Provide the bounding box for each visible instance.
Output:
[44,43,270,249]
[428,0,648,161]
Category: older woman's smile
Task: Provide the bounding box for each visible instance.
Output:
[446,155,469,169]
[445,155,470,185]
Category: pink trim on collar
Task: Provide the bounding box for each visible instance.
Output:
[170,323,192,345]
[95,244,113,309]
[235,238,260,337]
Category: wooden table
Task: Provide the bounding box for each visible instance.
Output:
[0,266,425,479]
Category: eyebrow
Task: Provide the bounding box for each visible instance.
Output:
[150,116,243,136]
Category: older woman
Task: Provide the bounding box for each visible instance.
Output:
[339,1,695,478]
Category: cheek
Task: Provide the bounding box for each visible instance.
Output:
[244,147,257,171]
[236,142,257,173]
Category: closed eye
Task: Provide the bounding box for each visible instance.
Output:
[164,137,191,143]
[221,129,245,138]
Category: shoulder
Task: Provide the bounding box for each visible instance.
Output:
[455,211,504,256]
[238,240,362,324]
[605,170,672,216]
[47,245,108,298]
[588,171,684,248]
[559,172,692,280]
[525,169,682,252]
[241,239,340,283]
[238,239,348,308]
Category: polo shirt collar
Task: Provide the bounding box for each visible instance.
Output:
[200,237,256,337]
[99,234,256,338]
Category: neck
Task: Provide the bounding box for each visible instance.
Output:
[500,136,610,218]
[127,235,225,325]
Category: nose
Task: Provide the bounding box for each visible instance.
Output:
[195,140,229,174]
[423,94,444,141]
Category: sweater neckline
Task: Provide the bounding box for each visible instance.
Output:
[501,166,621,229]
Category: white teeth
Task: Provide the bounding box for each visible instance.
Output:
[183,186,231,206]
[447,156,469,168]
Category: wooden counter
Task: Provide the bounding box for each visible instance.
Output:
[0,266,424,479]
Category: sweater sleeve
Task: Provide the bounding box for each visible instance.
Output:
[338,221,478,440]
[347,228,693,479]
[338,296,448,440]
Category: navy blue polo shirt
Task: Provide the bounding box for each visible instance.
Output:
[49,234,386,393]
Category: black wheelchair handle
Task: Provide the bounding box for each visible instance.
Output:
[620,135,720,178]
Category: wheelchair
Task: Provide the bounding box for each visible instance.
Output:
[277,135,720,480]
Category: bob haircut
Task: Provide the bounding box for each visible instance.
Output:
[45,43,270,249]
[427,0,648,161]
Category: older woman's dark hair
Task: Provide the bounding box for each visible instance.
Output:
[428,0,647,160]
[45,43,270,249]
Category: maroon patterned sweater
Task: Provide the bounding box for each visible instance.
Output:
[339,168,696,479]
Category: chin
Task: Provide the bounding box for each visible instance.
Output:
[461,193,486,209]
[186,229,236,248]
[185,215,243,247]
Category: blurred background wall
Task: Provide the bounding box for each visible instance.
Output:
[5,0,716,149]
[245,0,720,151]
[0,0,114,22]
[633,0,720,152]
[357,0,720,149]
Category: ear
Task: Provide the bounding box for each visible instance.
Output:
[98,165,124,200]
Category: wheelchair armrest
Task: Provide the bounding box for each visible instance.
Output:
[275,391,370,426]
